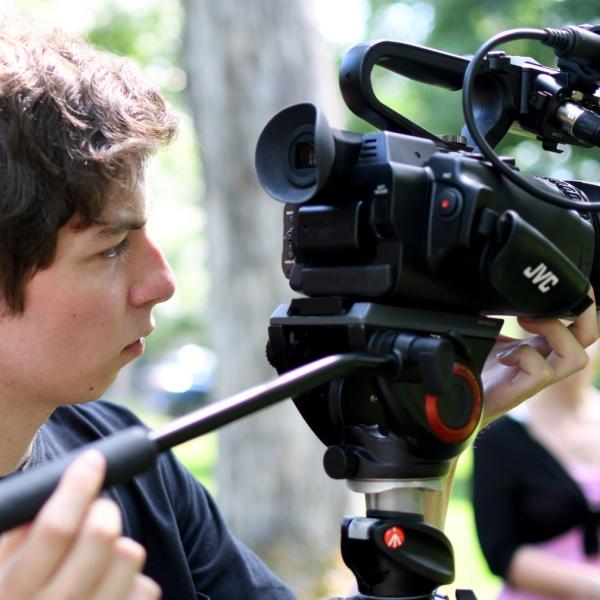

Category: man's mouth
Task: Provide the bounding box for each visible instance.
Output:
[123,324,154,354]
[123,337,145,354]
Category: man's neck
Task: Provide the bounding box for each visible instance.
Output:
[0,397,53,476]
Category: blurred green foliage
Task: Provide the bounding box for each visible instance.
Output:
[86,0,185,106]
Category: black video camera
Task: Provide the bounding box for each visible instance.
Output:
[256,27,600,319]
[254,28,600,596]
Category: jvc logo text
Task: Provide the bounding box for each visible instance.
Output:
[523,262,559,293]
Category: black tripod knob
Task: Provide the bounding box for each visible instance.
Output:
[323,445,359,479]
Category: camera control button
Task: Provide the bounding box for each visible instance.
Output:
[435,188,462,219]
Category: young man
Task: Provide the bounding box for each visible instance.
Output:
[0,20,596,600]
[0,22,294,600]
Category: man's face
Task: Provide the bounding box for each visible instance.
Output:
[0,185,176,408]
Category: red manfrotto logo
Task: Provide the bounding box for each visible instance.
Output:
[383,526,405,549]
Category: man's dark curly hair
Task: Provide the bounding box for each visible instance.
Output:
[0,22,177,312]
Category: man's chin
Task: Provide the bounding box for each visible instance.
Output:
[68,374,120,405]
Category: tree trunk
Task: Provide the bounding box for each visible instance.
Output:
[182,1,350,596]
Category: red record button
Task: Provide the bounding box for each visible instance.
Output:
[384,526,405,549]
[435,188,461,219]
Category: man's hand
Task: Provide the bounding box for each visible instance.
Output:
[0,450,161,600]
[481,293,600,425]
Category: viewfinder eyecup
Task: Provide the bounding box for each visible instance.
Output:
[255,102,335,204]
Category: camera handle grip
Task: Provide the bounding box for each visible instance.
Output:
[339,40,470,147]
[0,426,157,534]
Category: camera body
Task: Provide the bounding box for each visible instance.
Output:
[258,103,599,319]
[256,39,600,320]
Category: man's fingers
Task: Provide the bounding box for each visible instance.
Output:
[88,537,159,600]
[42,497,122,598]
[0,450,159,600]
[127,574,162,600]
[88,537,146,600]
[0,450,106,595]
[0,525,31,563]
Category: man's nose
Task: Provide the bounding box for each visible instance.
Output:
[128,236,176,307]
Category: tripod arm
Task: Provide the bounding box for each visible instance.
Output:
[0,352,398,534]
[152,352,397,450]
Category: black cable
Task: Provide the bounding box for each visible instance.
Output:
[462,27,600,212]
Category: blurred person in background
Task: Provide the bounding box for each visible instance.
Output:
[474,342,600,599]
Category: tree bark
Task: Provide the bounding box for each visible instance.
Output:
[182,1,349,596]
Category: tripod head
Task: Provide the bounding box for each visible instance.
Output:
[267,298,501,598]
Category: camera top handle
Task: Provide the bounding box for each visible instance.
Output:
[339,36,600,157]
[339,41,470,150]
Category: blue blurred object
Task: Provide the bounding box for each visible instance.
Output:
[139,344,217,416]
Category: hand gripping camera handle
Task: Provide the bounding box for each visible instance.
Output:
[0,426,158,533]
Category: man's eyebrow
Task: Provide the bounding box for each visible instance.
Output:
[94,220,146,238]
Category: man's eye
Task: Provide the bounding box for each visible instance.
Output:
[102,237,131,259]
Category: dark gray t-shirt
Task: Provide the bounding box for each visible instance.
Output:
[26,400,295,600]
